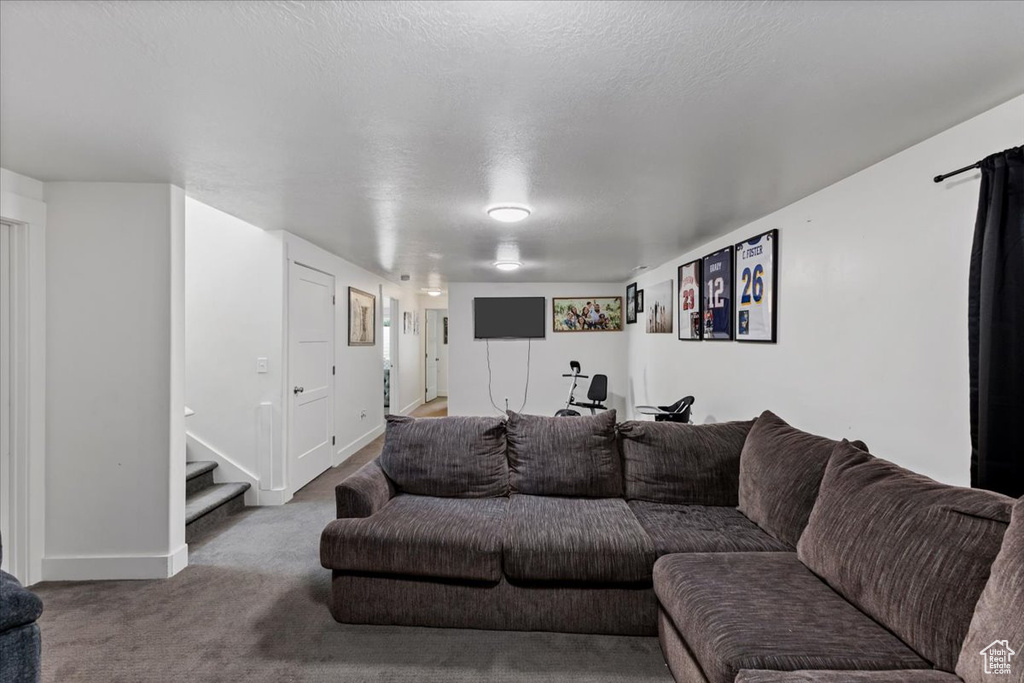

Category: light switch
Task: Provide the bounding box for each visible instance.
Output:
[256,357,269,374]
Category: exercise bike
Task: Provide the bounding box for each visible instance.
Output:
[555,361,609,417]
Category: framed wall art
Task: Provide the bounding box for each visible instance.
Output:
[645,280,673,334]
[636,289,644,313]
[734,228,778,343]
[677,259,702,341]
[348,287,376,346]
[702,246,733,340]
[626,283,638,324]
[553,297,623,331]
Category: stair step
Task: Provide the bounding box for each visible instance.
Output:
[185,461,218,481]
[185,482,250,526]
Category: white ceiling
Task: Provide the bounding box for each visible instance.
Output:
[2,1,1023,287]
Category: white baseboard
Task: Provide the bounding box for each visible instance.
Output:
[43,544,189,581]
[186,432,261,506]
[334,424,385,467]
[399,397,424,415]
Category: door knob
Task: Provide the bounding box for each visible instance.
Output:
[293,386,304,394]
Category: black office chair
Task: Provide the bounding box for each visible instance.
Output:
[636,396,694,423]
[570,374,609,415]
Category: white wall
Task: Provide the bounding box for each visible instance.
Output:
[184,198,284,503]
[448,283,628,418]
[626,95,1024,486]
[43,182,187,580]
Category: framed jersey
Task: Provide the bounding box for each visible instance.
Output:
[677,259,702,340]
[702,246,733,340]
[734,229,778,343]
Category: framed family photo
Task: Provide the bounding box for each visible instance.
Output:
[626,283,638,324]
[553,297,623,332]
[702,246,733,340]
[348,287,376,346]
[735,228,778,343]
[645,280,673,333]
[677,259,702,340]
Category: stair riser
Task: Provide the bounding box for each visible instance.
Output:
[185,494,246,543]
[186,471,215,496]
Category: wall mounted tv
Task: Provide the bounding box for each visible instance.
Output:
[474,297,546,339]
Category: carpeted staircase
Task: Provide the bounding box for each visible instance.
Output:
[185,461,250,542]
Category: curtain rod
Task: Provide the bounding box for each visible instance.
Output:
[934,160,981,183]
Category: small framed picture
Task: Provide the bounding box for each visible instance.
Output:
[626,283,638,324]
[645,280,673,334]
[443,316,448,344]
[702,246,734,340]
[735,229,778,343]
[553,297,623,332]
[677,259,702,341]
[348,287,376,346]
[636,289,644,313]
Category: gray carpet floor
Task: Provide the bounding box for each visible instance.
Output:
[34,398,672,682]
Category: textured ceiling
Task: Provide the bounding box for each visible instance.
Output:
[2,1,1023,286]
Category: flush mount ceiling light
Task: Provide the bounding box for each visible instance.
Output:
[426,290,442,297]
[494,261,522,272]
[486,204,531,223]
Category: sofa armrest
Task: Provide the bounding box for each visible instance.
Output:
[335,459,396,519]
[0,570,43,633]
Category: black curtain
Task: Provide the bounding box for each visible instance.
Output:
[969,145,1024,497]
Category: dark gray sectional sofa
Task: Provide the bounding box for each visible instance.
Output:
[319,409,1023,683]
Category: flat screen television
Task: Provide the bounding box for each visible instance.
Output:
[474,297,546,339]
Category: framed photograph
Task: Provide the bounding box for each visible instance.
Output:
[677,259,702,340]
[626,283,638,324]
[443,316,448,344]
[645,280,673,333]
[636,289,644,312]
[735,229,778,343]
[413,312,419,335]
[403,311,412,334]
[348,287,376,346]
[553,297,623,332]
[702,246,734,340]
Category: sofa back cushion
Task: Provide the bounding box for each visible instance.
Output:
[618,419,753,505]
[378,415,508,497]
[956,495,1024,683]
[738,410,866,546]
[798,440,1013,672]
[506,410,621,497]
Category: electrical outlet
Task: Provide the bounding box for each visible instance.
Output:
[256,357,268,374]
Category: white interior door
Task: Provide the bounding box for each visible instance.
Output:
[288,263,335,492]
[425,309,438,402]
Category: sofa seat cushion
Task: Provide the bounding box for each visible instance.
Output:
[956,495,1024,683]
[629,501,792,555]
[735,671,963,683]
[619,419,753,505]
[653,553,928,683]
[378,415,508,498]
[504,495,654,583]
[320,494,507,582]
[798,441,1013,673]
[506,410,622,497]
[738,411,867,547]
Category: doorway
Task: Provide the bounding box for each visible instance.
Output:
[287,262,335,493]
[0,222,12,574]
[383,296,399,415]
[424,308,448,404]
